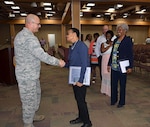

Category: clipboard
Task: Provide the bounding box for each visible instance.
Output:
[68,66,91,86]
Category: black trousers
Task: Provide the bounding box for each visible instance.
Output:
[73,85,91,124]
[98,55,102,80]
[111,69,127,105]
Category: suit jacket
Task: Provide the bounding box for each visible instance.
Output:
[66,40,90,83]
[108,36,133,69]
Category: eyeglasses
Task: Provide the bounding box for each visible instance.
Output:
[32,22,41,26]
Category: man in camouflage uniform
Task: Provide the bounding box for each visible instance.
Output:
[14,14,65,127]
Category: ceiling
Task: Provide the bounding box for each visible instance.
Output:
[0,0,150,22]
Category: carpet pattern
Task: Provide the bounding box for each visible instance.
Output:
[0,62,150,127]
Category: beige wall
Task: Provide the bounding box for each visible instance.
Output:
[127,26,148,44]
[36,25,61,44]
[36,25,61,50]
[0,24,149,50]
[15,24,24,35]
[81,25,102,41]
[14,24,62,51]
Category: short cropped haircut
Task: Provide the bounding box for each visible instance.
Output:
[116,23,129,32]
[106,30,114,38]
[69,28,80,37]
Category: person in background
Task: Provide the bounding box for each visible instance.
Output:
[95,25,109,80]
[95,25,116,80]
[88,33,99,84]
[14,14,65,127]
[40,38,46,50]
[65,28,92,127]
[108,23,133,108]
[84,34,92,48]
[145,36,150,44]
[100,30,114,96]
[47,46,56,56]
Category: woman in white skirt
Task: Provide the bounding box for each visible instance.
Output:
[100,30,114,96]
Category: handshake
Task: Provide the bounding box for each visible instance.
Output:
[59,59,66,67]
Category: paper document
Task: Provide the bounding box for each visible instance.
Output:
[119,60,129,73]
[69,66,91,86]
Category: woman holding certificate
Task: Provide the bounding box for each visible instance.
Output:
[65,28,92,127]
[108,23,133,108]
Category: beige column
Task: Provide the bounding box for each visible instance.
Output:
[10,24,15,47]
[148,26,150,37]
[71,0,80,31]
[108,25,112,30]
[61,24,66,47]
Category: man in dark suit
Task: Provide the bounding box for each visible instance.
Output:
[65,28,92,127]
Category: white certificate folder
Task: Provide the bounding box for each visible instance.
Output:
[118,60,129,73]
[69,66,91,86]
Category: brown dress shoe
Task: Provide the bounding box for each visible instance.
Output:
[33,114,45,122]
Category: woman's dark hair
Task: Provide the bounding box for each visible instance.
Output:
[106,30,114,37]
[93,33,99,38]
[85,34,92,40]
[69,28,80,37]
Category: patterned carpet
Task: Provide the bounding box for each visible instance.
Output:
[0,62,150,127]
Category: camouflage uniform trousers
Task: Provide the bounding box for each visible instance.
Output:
[17,79,41,124]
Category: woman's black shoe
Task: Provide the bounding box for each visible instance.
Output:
[70,118,83,124]
[117,104,124,108]
[81,123,92,127]
[111,102,117,105]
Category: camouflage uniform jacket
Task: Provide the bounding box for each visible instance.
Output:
[14,27,59,80]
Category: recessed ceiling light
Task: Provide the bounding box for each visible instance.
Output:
[107,8,115,12]
[117,4,123,8]
[20,13,27,16]
[13,11,20,13]
[141,9,146,12]
[4,1,14,5]
[136,9,146,14]
[124,13,128,16]
[86,3,95,7]
[49,11,56,14]
[46,13,53,17]
[105,12,111,15]
[37,12,41,15]
[31,2,37,7]
[96,14,101,18]
[44,7,52,11]
[43,2,51,6]
[11,6,20,10]
[123,15,127,18]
